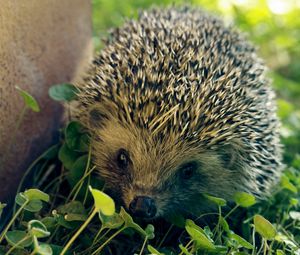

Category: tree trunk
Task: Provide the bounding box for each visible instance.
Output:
[0,0,93,202]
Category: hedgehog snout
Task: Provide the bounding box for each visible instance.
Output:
[129,196,157,218]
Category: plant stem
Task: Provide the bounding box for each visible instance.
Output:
[0,201,28,243]
[48,165,64,213]
[30,235,39,255]
[224,204,239,220]
[251,227,256,255]
[139,236,148,255]
[92,226,105,246]
[83,174,91,205]
[71,146,92,201]
[43,172,67,193]
[263,239,267,255]
[257,238,264,255]
[12,144,58,215]
[60,207,97,255]
[284,221,294,230]
[157,224,173,248]
[79,228,110,255]
[213,206,222,241]
[195,212,219,222]
[281,228,299,247]
[268,239,274,255]
[46,224,59,245]
[179,239,193,255]
[66,166,96,202]
[91,226,126,255]
[4,235,31,255]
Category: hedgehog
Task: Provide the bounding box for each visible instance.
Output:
[74,6,282,219]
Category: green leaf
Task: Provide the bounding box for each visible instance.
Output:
[41,217,57,230]
[254,214,276,240]
[229,232,253,249]
[276,250,285,255]
[289,211,300,221]
[56,201,88,223]
[57,201,86,216]
[24,189,49,202]
[53,214,73,229]
[185,220,216,251]
[28,220,51,238]
[26,200,43,212]
[119,207,134,226]
[166,213,185,228]
[289,198,298,206]
[15,192,28,206]
[99,213,124,229]
[58,143,81,170]
[204,194,227,206]
[119,207,148,237]
[233,192,256,207]
[15,193,43,212]
[203,226,213,241]
[5,230,32,248]
[214,245,228,253]
[65,121,82,148]
[147,244,164,255]
[35,243,53,255]
[48,83,78,102]
[49,244,71,255]
[145,224,155,239]
[275,233,298,248]
[67,155,88,187]
[78,134,90,152]
[280,175,297,194]
[220,216,230,233]
[64,213,87,222]
[185,220,206,236]
[65,121,89,152]
[89,186,115,216]
[16,86,40,112]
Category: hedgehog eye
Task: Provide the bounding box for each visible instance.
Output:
[179,161,198,180]
[116,148,129,169]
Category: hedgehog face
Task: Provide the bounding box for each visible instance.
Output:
[89,114,243,218]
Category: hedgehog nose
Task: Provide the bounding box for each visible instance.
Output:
[129,196,157,218]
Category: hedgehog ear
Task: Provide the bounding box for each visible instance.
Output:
[88,107,109,128]
[217,143,241,170]
[88,102,119,128]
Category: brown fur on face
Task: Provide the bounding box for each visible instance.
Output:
[88,110,250,217]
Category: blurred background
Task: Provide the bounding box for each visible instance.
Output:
[92,0,300,167]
